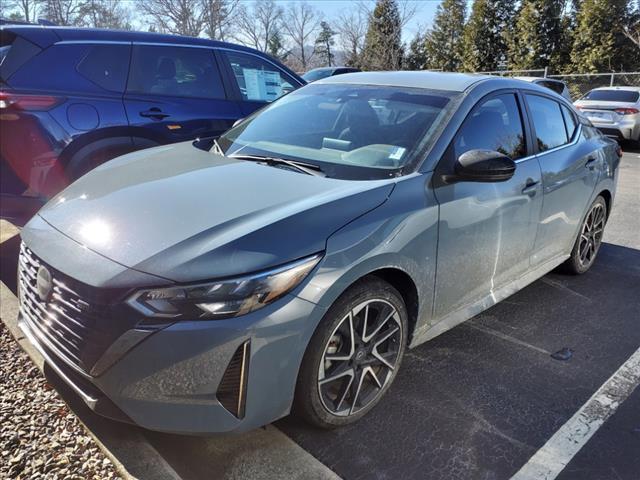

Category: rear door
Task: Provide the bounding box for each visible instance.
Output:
[524,94,599,266]
[217,49,302,117]
[123,44,240,143]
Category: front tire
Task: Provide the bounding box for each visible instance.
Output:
[562,196,607,274]
[294,277,408,428]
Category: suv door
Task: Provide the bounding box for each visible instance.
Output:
[432,92,543,319]
[124,44,241,143]
[524,94,599,266]
[218,50,301,117]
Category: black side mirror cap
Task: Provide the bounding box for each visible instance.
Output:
[444,149,516,183]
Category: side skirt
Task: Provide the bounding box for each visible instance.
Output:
[409,254,569,348]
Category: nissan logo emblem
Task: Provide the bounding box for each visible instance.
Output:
[36,266,53,302]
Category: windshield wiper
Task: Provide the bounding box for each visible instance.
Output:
[229,154,325,177]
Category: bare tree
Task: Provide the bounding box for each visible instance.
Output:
[335,2,370,67]
[77,0,132,29]
[201,0,239,40]
[235,0,283,52]
[4,0,41,22]
[281,2,319,71]
[140,0,204,37]
[40,0,84,26]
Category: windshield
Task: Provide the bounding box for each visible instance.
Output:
[216,83,459,180]
[582,89,640,103]
[302,69,333,82]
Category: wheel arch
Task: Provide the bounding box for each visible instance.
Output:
[597,188,612,219]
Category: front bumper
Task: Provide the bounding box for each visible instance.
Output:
[19,291,324,435]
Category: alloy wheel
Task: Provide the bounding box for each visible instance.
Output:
[318,299,403,417]
[578,202,605,268]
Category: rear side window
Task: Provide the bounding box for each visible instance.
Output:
[0,32,42,83]
[77,44,130,92]
[127,45,225,99]
[561,105,578,140]
[526,95,568,152]
[582,90,640,102]
[223,51,297,102]
[454,93,527,160]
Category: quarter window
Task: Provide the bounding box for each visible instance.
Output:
[526,95,568,152]
[127,45,225,99]
[454,94,526,160]
[222,51,296,102]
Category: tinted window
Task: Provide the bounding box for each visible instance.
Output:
[582,89,640,102]
[526,95,568,152]
[0,34,41,82]
[77,44,130,92]
[561,105,578,140]
[537,80,565,95]
[127,45,225,99]
[224,51,296,102]
[454,94,526,160]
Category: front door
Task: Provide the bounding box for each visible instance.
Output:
[432,92,543,319]
[523,94,600,266]
[124,44,240,143]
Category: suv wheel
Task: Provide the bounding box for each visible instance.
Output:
[294,277,407,428]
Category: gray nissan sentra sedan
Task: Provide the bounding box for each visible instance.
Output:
[18,72,621,434]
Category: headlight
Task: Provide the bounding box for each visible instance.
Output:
[127,253,322,320]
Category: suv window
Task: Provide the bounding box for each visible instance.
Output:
[526,95,568,152]
[127,45,225,99]
[561,105,578,140]
[77,44,130,92]
[454,94,526,160]
[223,51,296,102]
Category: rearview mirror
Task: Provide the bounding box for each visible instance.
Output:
[451,149,516,182]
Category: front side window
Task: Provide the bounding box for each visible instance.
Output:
[223,51,297,102]
[454,94,526,160]
[216,83,459,179]
[526,95,568,152]
[127,45,225,99]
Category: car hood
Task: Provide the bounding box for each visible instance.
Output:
[35,142,395,282]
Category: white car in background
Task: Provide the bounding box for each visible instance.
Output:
[515,77,572,101]
[574,86,640,146]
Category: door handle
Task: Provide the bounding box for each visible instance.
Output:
[140,108,170,120]
[522,179,539,196]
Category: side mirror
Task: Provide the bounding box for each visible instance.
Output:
[232,118,244,128]
[451,149,516,183]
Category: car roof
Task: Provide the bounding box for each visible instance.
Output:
[317,71,493,92]
[589,86,640,92]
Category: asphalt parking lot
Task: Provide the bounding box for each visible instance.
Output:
[1,147,639,480]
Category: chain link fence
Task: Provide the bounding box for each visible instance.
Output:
[476,69,640,101]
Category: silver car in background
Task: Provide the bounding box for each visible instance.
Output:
[515,77,573,101]
[574,86,640,146]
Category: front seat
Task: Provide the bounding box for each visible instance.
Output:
[338,100,380,148]
[151,58,178,94]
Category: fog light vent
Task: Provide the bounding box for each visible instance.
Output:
[217,340,250,418]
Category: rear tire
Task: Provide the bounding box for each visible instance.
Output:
[562,196,607,275]
[294,277,408,429]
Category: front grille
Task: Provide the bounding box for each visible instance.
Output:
[18,243,112,373]
[217,341,250,419]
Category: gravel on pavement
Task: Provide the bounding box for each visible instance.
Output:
[0,321,122,480]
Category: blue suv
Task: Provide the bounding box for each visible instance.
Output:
[0,26,304,221]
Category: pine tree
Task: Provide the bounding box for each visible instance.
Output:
[360,0,404,70]
[508,0,565,72]
[267,30,289,63]
[314,21,336,67]
[570,0,639,72]
[424,0,466,71]
[405,32,430,70]
[461,0,516,72]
